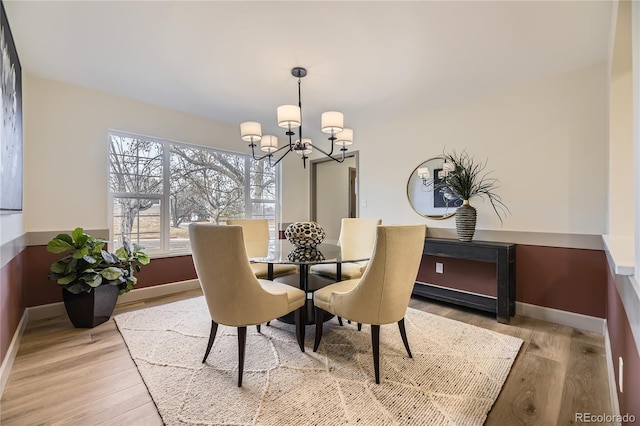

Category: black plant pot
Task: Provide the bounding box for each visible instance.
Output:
[62,285,120,328]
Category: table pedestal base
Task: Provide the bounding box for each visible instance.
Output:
[274,273,336,325]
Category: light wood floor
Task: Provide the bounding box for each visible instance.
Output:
[1,290,611,425]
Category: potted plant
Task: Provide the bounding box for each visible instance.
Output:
[47,227,150,328]
[435,150,508,241]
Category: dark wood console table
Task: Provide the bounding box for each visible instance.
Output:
[413,237,516,324]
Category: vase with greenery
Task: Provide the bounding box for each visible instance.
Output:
[434,150,508,241]
[47,227,150,327]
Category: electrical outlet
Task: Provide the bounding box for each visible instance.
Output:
[435,262,444,274]
[619,357,624,393]
[360,199,367,207]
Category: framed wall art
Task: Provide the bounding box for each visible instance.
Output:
[1,0,22,214]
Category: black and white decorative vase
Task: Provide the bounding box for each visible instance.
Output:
[284,221,326,248]
[455,200,477,242]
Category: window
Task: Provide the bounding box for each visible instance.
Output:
[109,132,278,254]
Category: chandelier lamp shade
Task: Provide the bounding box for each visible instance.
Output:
[240,67,354,168]
[417,167,430,179]
[414,166,427,186]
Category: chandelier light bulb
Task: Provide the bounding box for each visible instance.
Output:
[442,162,454,172]
[417,167,430,179]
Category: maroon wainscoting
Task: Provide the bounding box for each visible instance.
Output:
[25,240,607,320]
[0,250,25,367]
[516,245,607,317]
[24,245,65,307]
[134,255,197,288]
[24,245,197,307]
[417,244,607,318]
[607,270,640,422]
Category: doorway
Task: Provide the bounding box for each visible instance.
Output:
[348,167,357,218]
[310,152,358,241]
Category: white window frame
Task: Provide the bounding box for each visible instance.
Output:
[108,130,280,256]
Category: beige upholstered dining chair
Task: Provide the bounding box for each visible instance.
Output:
[227,219,298,279]
[312,224,426,384]
[310,218,382,280]
[189,224,307,387]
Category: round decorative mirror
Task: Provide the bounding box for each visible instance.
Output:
[407,157,462,219]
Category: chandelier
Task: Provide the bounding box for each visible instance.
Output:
[240,67,354,168]
[418,160,454,188]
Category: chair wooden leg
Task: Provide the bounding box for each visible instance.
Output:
[313,306,324,352]
[338,316,343,326]
[398,318,412,358]
[357,323,362,331]
[237,326,247,387]
[295,307,305,352]
[256,324,261,333]
[202,320,219,363]
[371,324,380,384]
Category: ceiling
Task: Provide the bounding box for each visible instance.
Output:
[4,1,613,141]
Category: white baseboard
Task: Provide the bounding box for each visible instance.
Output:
[516,302,605,334]
[27,301,67,321]
[0,310,28,397]
[26,279,201,322]
[116,279,200,304]
[604,321,622,426]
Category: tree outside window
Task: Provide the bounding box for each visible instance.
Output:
[109,132,278,253]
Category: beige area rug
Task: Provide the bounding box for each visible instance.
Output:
[114,296,522,425]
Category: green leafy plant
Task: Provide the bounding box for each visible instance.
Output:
[435,149,509,223]
[47,227,150,295]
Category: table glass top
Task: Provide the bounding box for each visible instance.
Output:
[249,240,369,265]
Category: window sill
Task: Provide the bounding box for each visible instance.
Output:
[148,250,192,260]
[602,235,635,276]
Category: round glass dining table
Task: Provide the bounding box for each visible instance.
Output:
[249,240,369,324]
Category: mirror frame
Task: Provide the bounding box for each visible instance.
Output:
[406,157,459,220]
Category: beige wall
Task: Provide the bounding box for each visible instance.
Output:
[23,66,610,239]
[609,71,634,236]
[24,66,609,241]
[0,214,23,248]
[339,63,609,235]
[608,0,635,238]
[22,76,246,233]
